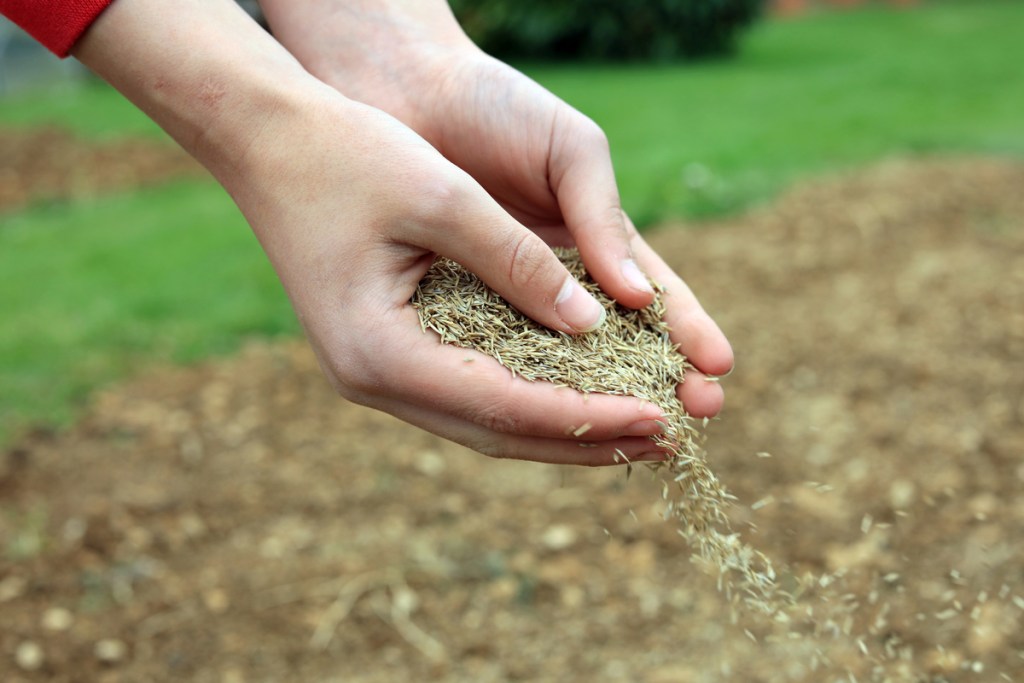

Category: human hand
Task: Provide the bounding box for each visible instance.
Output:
[231,95,700,465]
[262,0,735,418]
[75,0,724,465]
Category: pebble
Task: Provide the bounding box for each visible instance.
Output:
[923,647,963,673]
[202,588,230,614]
[414,450,446,477]
[94,638,128,664]
[968,602,1016,655]
[15,641,44,671]
[540,524,578,551]
[646,664,697,683]
[42,606,74,631]
[888,479,916,509]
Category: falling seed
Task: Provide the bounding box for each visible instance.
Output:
[410,247,999,681]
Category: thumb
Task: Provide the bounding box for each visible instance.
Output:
[425,194,606,335]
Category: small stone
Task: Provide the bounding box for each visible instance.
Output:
[94,638,128,664]
[968,602,1016,655]
[540,524,577,551]
[42,607,74,631]
[16,641,44,671]
[414,450,446,477]
[179,513,208,539]
[202,588,230,614]
[647,664,697,683]
[923,647,963,673]
[888,479,916,509]
[222,669,246,683]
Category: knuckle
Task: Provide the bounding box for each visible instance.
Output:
[315,334,385,405]
[467,375,526,435]
[505,232,552,290]
[600,204,627,236]
[410,175,468,225]
[473,399,525,436]
[329,359,379,404]
[577,115,610,150]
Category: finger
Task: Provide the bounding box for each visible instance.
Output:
[373,397,672,466]
[678,369,725,419]
[422,180,607,335]
[370,308,668,439]
[630,227,734,378]
[548,110,656,310]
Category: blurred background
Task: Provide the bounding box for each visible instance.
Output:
[2,2,1023,682]
[2,0,1022,447]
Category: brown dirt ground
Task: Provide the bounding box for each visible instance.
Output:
[1,157,1023,683]
[0,127,204,213]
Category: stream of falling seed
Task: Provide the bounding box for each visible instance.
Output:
[412,248,1014,682]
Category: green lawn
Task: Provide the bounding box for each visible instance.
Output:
[530,1,1024,221]
[0,182,298,441]
[1,1,1023,444]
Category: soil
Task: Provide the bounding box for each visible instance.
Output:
[0,127,204,213]
[1,156,1023,683]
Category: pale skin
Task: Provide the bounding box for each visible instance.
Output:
[73,0,733,466]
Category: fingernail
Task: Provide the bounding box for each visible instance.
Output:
[624,419,666,437]
[555,276,605,332]
[621,258,654,295]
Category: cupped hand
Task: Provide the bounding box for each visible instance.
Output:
[229,92,685,465]
[263,29,735,416]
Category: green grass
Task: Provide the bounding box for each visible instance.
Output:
[0,182,299,442]
[526,1,1024,221]
[0,77,165,139]
[1,1,1023,444]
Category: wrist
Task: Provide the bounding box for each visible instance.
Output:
[260,0,479,114]
[72,0,337,184]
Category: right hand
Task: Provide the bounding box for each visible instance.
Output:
[228,92,674,465]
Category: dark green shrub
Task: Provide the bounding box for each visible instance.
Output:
[450,0,766,62]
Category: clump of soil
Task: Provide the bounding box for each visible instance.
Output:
[0,127,204,213]
[1,157,1023,683]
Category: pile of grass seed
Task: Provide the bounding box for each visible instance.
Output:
[413,248,783,614]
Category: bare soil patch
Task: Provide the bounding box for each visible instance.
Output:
[1,157,1023,682]
[0,127,204,213]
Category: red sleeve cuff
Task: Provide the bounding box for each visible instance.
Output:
[1,0,116,57]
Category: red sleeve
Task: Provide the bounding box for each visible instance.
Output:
[1,0,116,58]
